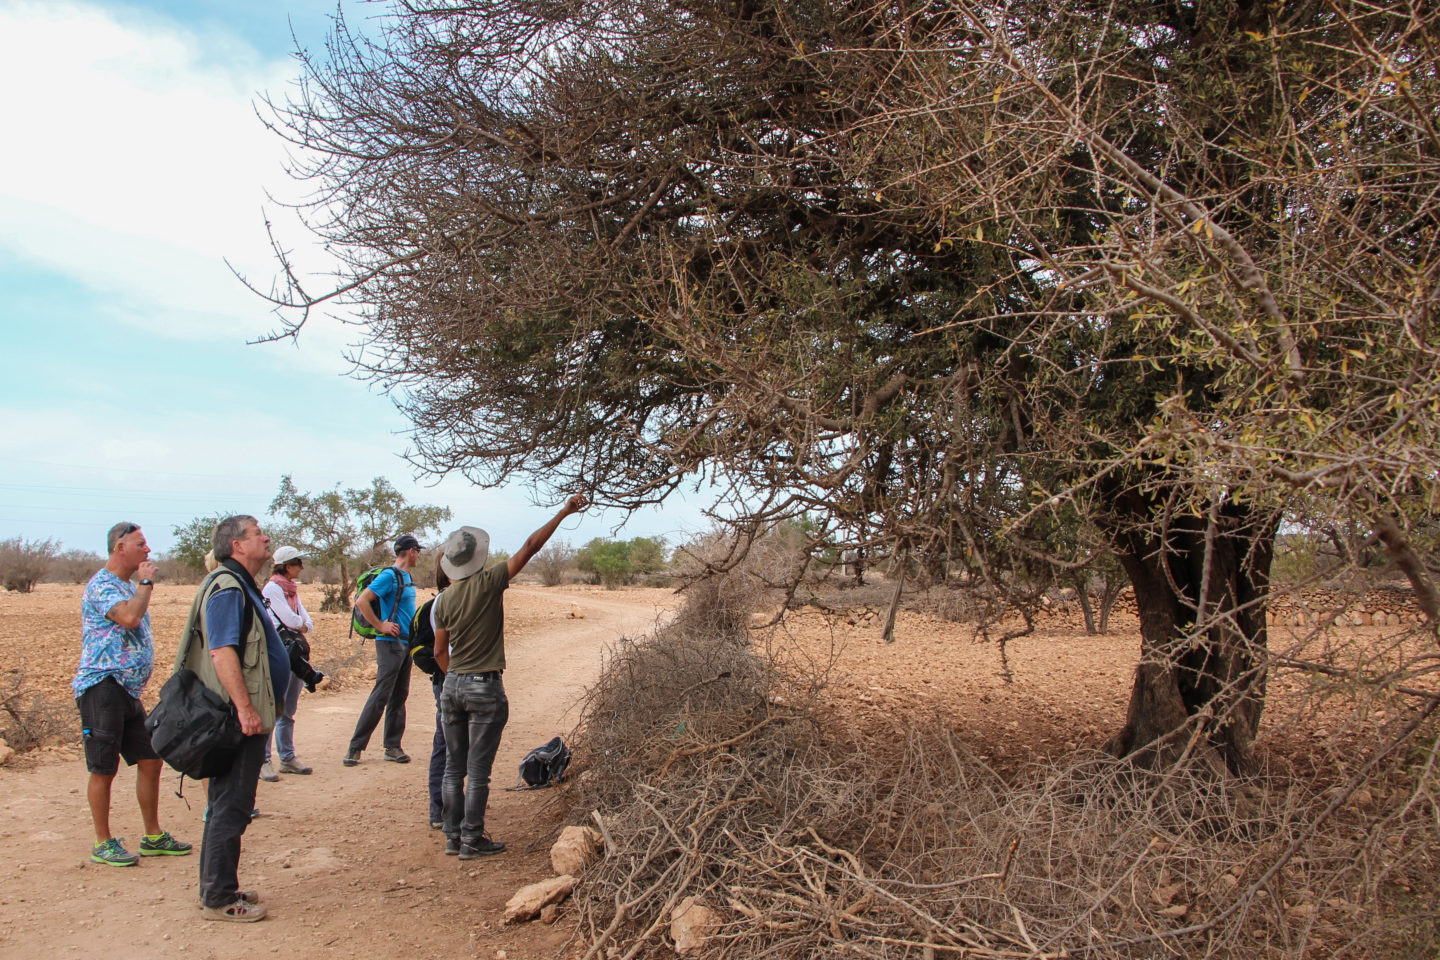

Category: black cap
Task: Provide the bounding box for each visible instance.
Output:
[394,534,421,554]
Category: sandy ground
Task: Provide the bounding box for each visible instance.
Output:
[0,582,676,960]
[0,578,1371,957]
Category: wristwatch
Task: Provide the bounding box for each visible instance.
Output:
[139,578,153,587]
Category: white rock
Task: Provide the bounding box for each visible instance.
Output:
[670,896,720,955]
[0,738,13,766]
[504,875,576,924]
[551,825,602,876]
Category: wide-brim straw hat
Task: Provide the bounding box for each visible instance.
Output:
[440,526,490,580]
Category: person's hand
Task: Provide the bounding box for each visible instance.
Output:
[137,561,158,583]
[565,492,590,515]
[236,703,262,736]
[383,620,401,638]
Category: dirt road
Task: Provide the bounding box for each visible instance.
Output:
[0,585,675,960]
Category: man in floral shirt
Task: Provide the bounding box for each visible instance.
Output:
[73,521,191,867]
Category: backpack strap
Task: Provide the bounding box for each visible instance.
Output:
[374,566,410,625]
[178,566,255,669]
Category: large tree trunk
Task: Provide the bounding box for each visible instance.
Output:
[1102,496,1275,776]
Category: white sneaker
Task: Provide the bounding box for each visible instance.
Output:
[259,760,280,782]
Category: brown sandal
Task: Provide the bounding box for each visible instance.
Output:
[203,898,267,922]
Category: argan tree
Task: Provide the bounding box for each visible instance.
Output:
[267,0,1440,774]
[269,476,450,607]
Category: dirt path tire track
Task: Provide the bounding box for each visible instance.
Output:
[0,585,675,960]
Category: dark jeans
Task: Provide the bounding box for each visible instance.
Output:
[348,640,412,753]
[428,676,446,822]
[200,733,266,908]
[440,673,508,843]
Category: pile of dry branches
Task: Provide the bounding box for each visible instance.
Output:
[565,581,1440,959]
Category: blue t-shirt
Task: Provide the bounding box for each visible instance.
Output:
[205,581,290,708]
[369,567,416,640]
[73,569,154,699]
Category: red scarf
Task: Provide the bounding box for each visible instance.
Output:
[269,574,300,613]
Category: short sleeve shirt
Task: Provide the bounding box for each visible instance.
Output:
[435,564,509,674]
[369,567,416,640]
[73,569,154,699]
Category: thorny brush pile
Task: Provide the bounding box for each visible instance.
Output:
[565,572,1440,959]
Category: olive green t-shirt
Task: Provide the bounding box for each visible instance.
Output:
[435,563,509,674]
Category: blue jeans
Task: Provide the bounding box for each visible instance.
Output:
[265,673,304,763]
[440,673,508,843]
[349,640,412,753]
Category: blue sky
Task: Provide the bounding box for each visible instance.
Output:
[0,0,706,556]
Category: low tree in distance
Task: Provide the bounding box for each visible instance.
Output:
[576,538,634,589]
[270,475,450,610]
[0,537,59,593]
[171,512,227,575]
[626,537,667,578]
[532,539,576,587]
[49,549,105,584]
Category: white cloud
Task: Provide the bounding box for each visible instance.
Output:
[0,0,351,361]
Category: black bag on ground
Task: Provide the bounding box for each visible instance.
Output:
[145,668,245,780]
[518,736,571,788]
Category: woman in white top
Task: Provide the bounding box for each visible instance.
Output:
[260,546,315,779]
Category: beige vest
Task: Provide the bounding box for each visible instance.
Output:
[173,567,277,734]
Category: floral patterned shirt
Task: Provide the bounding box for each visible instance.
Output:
[72,569,154,699]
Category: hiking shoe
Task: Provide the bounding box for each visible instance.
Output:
[342,749,361,767]
[139,830,192,857]
[444,836,461,856]
[458,837,505,859]
[203,898,268,922]
[430,820,444,830]
[279,758,312,775]
[383,747,411,763]
[91,837,138,867]
[259,761,279,782]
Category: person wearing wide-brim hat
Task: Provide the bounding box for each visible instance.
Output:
[432,493,589,860]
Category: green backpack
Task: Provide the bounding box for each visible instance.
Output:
[350,566,403,639]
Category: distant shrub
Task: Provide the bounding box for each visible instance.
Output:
[0,537,58,593]
[48,549,105,584]
[152,553,202,584]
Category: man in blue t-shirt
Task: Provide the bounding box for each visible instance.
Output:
[344,534,421,766]
[74,521,191,867]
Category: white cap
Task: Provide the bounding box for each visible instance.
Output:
[274,546,303,565]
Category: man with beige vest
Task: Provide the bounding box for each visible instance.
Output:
[177,515,288,921]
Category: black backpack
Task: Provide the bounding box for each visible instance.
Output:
[517,736,571,788]
[407,595,442,678]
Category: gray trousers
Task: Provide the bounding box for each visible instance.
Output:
[348,639,412,753]
[440,673,509,843]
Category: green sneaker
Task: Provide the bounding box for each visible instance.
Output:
[139,830,193,857]
[91,837,138,867]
